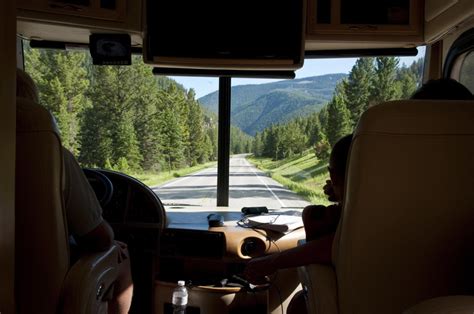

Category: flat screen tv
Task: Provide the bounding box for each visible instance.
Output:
[144,0,305,71]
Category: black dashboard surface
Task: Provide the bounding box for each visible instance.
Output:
[165,211,244,230]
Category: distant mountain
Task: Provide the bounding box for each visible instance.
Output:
[198,73,347,135]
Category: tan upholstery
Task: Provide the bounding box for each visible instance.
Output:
[298,264,338,314]
[16,97,120,313]
[61,245,120,313]
[16,97,70,313]
[300,99,474,314]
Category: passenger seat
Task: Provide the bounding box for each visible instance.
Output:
[299,99,474,314]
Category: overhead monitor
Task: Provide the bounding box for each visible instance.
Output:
[144,0,305,71]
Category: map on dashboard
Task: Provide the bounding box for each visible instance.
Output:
[245,213,303,233]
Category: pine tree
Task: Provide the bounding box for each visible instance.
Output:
[274,126,285,160]
[206,125,218,161]
[396,65,418,99]
[262,126,280,160]
[344,57,375,126]
[187,90,206,166]
[131,61,165,171]
[253,132,264,157]
[314,138,330,161]
[81,65,143,171]
[201,112,219,161]
[246,140,253,154]
[79,104,114,167]
[200,134,213,163]
[326,89,352,147]
[115,157,131,173]
[410,57,424,85]
[395,58,425,99]
[371,57,400,104]
[24,49,90,155]
[278,122,307,158]
[304,112,324,147]
[318,106,329,136]
[160,92,185,170]
[112,112,142,171]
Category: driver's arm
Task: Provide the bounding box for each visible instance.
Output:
[63,148,114,253]
[76,220,114,252]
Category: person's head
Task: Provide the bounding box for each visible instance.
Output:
[328,134,353,202]
[16,68,39,103]
[411,78,474,100]
[16,69,62,134]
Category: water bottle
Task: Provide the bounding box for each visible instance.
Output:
[172,280,188,314]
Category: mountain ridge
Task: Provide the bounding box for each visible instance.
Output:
[198,73,347,135]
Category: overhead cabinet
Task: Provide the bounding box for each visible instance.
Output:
[17,0,127,22]
[307,0,424,41]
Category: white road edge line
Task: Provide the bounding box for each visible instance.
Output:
[245,158,286,208]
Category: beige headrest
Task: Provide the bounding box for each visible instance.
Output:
[355,99,474,135]
[16,97,59,135]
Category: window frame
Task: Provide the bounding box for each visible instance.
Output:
[443,28,474,80]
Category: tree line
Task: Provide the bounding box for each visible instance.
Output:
[253,57,424,160]
[24,47,252,173]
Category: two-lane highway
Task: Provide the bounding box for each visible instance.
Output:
[152,155,311,211]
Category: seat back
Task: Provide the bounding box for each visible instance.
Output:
[16,97,69,313]
[334,99,474,314]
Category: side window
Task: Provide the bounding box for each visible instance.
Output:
[459,51,474,94]
[444,28,474,90]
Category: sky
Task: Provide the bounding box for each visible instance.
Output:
[171,46,426,99]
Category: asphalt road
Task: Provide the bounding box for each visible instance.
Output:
[152,154,310,211]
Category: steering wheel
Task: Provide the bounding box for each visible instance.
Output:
[82,168,114,207]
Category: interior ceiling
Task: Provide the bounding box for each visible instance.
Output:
[17,20,142,48]
[18,19,423,52]
[17,0,474,51]
[17,0,474,52]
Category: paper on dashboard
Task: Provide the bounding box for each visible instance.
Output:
[245,214,303,233]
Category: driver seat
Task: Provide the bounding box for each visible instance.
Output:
[15,96,120,314]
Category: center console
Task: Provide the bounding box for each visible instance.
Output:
[155,210,306,314]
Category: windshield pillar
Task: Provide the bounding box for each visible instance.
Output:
[217,77,231,206]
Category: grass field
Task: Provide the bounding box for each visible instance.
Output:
[133,161,216,187]
[248,152,332,205]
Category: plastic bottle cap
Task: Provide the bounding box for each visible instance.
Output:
[178,280,185,286]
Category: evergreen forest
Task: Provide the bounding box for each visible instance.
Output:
[24,46,424,177]
[253,57,424,160]
[24,47,253,174]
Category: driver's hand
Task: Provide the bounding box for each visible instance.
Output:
[243,255,277,284]
[323,180,337,202]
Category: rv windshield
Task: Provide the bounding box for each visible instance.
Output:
[23,43,425,212]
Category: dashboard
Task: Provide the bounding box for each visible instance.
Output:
[84,168,305,263]
[84,168,306,312]
[159,212,305,285]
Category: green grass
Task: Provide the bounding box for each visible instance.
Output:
[248,152,331,205]
[133,162,216,187]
